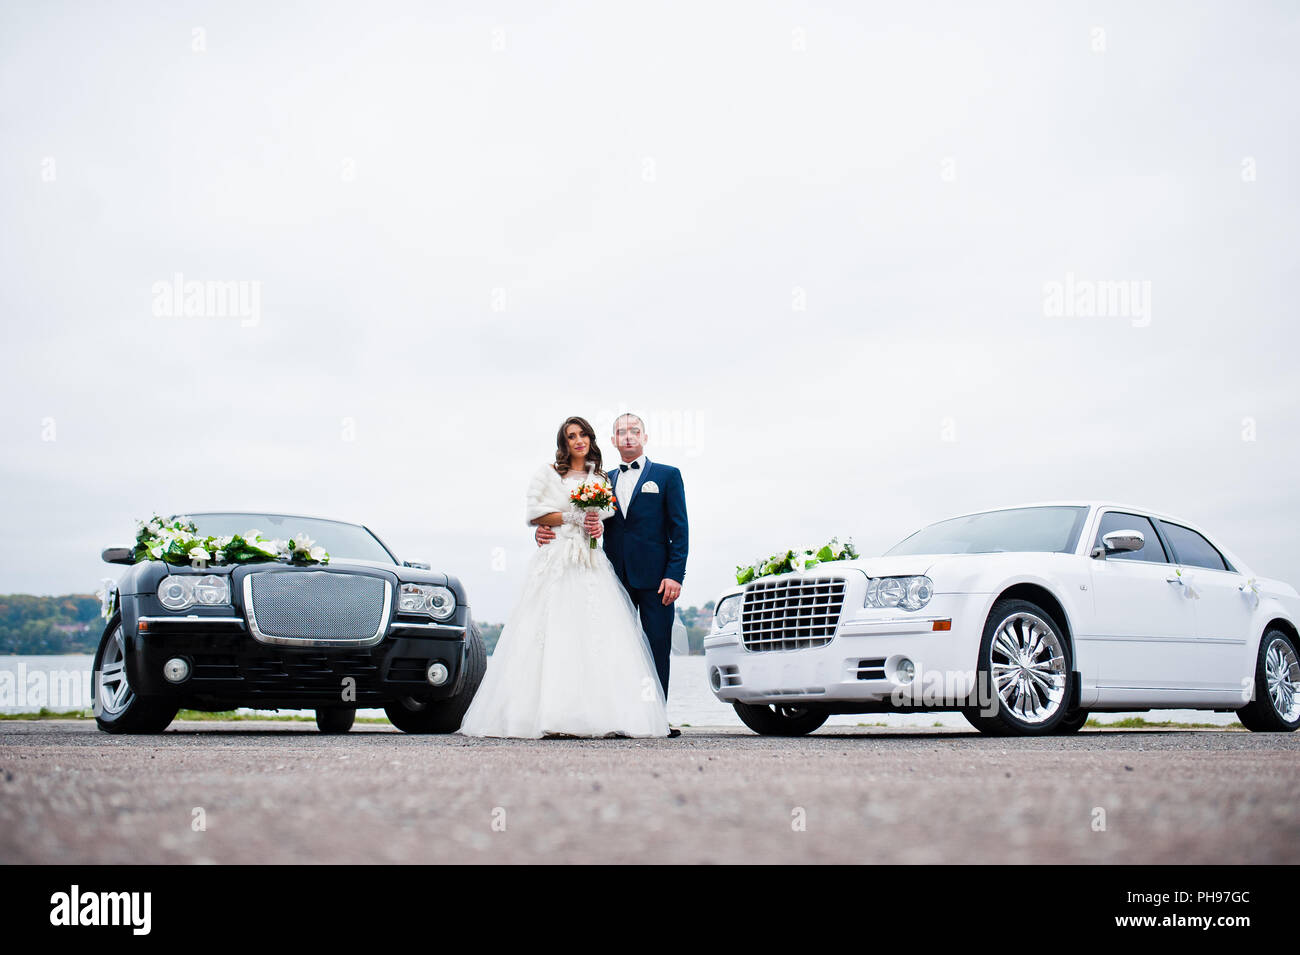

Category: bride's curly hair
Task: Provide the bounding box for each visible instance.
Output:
[553,415,606,480]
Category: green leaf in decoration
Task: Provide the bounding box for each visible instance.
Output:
[736,537,860,584]
[129,514,328,568]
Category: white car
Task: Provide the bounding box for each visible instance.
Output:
[706,503,1300,737]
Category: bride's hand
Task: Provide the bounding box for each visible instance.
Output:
[584,512,603,538]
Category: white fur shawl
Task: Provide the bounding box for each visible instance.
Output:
[524,464,616,528]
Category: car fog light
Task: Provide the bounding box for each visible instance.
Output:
[896,658,915,683]
[163,657,190,683]
[426,662,450,686]
[709,666,722,691]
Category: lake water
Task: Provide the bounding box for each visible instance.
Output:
[0,654,1240,726]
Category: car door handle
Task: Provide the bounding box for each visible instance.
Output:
[1165,576,1183,585]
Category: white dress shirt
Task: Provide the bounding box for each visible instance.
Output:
[615,454,647,516]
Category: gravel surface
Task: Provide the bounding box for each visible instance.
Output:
[2,720,1297,864]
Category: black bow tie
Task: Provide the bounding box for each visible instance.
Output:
[619,461,641,472]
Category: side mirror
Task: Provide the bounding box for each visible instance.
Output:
[102,547,135,565]
[402,559,431,570]
[1092,529,1145,559]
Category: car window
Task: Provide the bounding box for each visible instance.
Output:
[1158,521,1229,571]
[1093,512,1168,563]
[188,513,397,564]
[886,506,1089,556]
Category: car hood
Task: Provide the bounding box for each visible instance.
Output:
[717,552,1069,600]
[835,555,941,578]
[134,557,448,586]
[837,551,1068,591]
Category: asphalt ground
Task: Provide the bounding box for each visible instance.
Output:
[2,720,1296,864]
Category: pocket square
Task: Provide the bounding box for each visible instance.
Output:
[640,481,659,493]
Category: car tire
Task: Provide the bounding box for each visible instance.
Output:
[315,708,355,733]
[733,701,829,736]
[92,616,179,734]
[1235,629,1300,732]
[1054,709,1089,734]
[961,598,1072,737]
[384,621,487,734]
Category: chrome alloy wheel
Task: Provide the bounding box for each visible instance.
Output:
[1265,635,1300,722]
[989,611,1067,724]
[96,624,135,716]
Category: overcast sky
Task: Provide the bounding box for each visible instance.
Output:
[2,1,1298,620]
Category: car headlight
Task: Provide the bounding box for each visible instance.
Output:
[157,574,230,611]
[713,594,743,630]
[864,576,933,611]
[400,583,456,621]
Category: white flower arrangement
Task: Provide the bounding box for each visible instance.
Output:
[1174,567,1200,600]
[736,537,859,585]
[131,515,329,567]
[94,578,118,621]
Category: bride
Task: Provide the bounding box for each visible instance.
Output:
[457,415,671,739]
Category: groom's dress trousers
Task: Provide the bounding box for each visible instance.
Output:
[602,456,688,696]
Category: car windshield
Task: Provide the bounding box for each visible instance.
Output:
[886,506,1089,556]
[187,513,396,564]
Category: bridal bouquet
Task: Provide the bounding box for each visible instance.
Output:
[568,483,616,549]
[132,514,329,566]
[735,537,859,585]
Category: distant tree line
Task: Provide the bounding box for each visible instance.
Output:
[1,595,720,657]
[477,621,504,654]
[0,595,102,654]
[679,601,715,654]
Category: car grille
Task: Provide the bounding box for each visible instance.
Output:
[191,652,388,701]
[245,571,392,647]
[741,576,847,652]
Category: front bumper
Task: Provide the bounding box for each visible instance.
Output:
[704,592,990,711]
[125,613,471,709]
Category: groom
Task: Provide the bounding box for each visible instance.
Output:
[536,413,689,728]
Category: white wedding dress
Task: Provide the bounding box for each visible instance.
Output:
[457,464,671,739]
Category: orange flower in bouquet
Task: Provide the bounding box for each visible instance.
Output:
[569,481,616,549]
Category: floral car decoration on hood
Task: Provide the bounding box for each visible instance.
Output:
[735,537,859,585]
[132,514,330,567]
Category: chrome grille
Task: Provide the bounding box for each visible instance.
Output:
[244,572,392,647]
[741,576,846,652]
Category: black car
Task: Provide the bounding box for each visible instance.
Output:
[94,512,485,734]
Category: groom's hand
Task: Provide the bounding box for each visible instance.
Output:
[658,578,681,605]
[535,524,556,547]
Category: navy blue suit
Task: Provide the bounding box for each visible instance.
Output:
[601,458,688,696]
